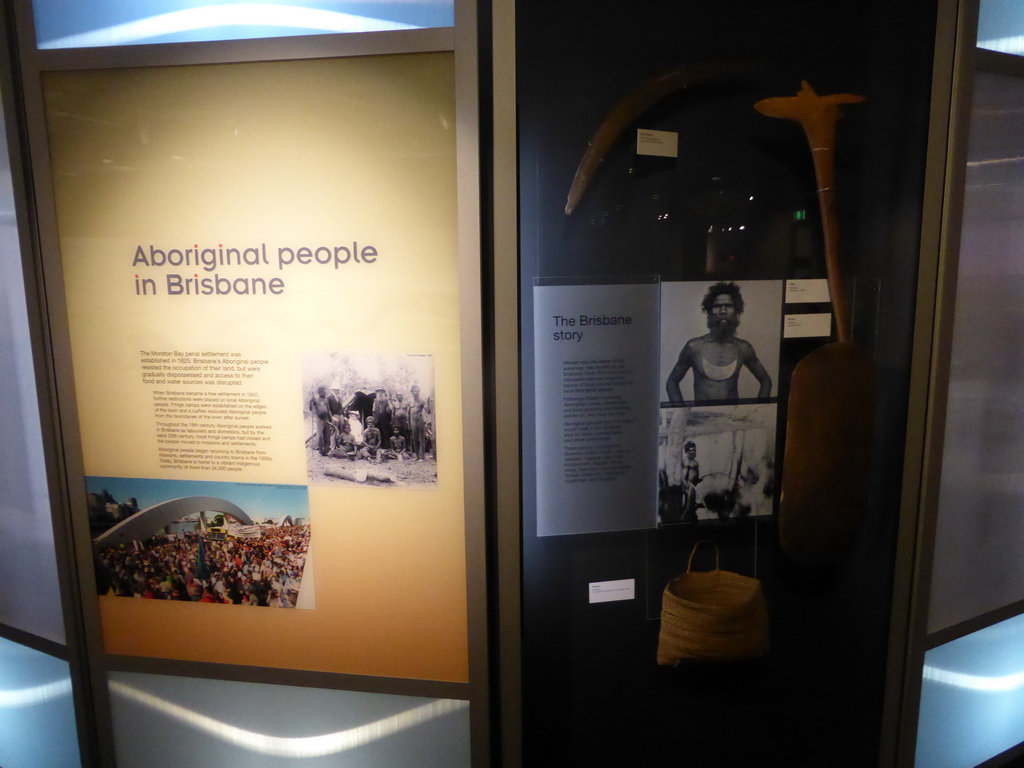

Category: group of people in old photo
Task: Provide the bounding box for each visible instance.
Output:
[309,384,434,463]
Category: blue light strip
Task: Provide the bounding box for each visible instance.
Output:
[38,3,421,49]
[110,680,468,758]
[923,663,1024,692]
[978,34,1024,55]
[916,612,1024,766]
[0,679,73,707]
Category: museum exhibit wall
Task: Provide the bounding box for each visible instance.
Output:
[0,0,488,765]
[4,0,1024,765]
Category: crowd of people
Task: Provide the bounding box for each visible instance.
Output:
[95,524,310,608]
[309,384,434,463]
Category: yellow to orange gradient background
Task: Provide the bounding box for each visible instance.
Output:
[44,53,467,681]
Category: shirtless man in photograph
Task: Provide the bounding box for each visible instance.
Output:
[666,281,772,403]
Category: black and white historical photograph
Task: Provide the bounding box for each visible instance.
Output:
[657,403,777,524]
[88,477,313,608]
[303,352,437,487]
[660,280,782,404]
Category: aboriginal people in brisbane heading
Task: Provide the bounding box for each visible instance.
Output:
[666,281,772,403]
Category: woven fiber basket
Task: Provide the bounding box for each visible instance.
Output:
[657,540,769,664]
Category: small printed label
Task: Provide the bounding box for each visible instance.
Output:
[636,129,678,158]
[784,313,832,338]
[786,279,830,303]
[588,578,636,604]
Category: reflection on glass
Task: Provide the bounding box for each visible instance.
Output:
[917,613,1024,767]
[109,672,470,767]
[33,0,454,49]
[0,637,80,768]
[0,92,65,643]
[927,72,1024,634]
[977,0,1024,55]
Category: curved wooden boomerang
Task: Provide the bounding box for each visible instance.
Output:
[754,81,865,342]
[564,60,759,216]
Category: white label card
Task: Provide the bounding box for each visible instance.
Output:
[784,313,832,338]
[785,279,830,303]
[588,578,636,604]
[636,129,678,158]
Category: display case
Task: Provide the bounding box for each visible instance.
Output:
[506,0,947,764]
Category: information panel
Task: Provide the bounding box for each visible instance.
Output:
[44,53,468,681]
[532,277,782,536]
[533,278,660,535]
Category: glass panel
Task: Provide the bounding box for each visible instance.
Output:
[978,0,1024,55]
[516,0,932,761]
[0,90,65,643]
[33,0,454,50]
[916,612,1024,767]
[109,671,469,768]
[0,636,80,768]
[927,72,1024,634]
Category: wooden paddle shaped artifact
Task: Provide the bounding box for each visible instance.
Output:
[754,82,874,566]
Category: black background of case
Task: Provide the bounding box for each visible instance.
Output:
[517,0,936,765]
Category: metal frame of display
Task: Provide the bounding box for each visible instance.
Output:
[883,0,979,762]
[0,0,492,765]
[0,2,103,762]
[489,0,521,764]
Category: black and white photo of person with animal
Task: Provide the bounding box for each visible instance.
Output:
[661,280,782,404]
[657,403,776,524]
[303,353,437,487]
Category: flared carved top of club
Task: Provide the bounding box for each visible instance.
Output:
[754,82,865,182]
[755,81,864,343]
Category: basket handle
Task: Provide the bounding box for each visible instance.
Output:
[686,539,720,573]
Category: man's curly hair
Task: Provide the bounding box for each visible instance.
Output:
[701,281,744,315]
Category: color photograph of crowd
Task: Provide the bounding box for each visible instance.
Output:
[88,477,313,609]
[96,525,310,607]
